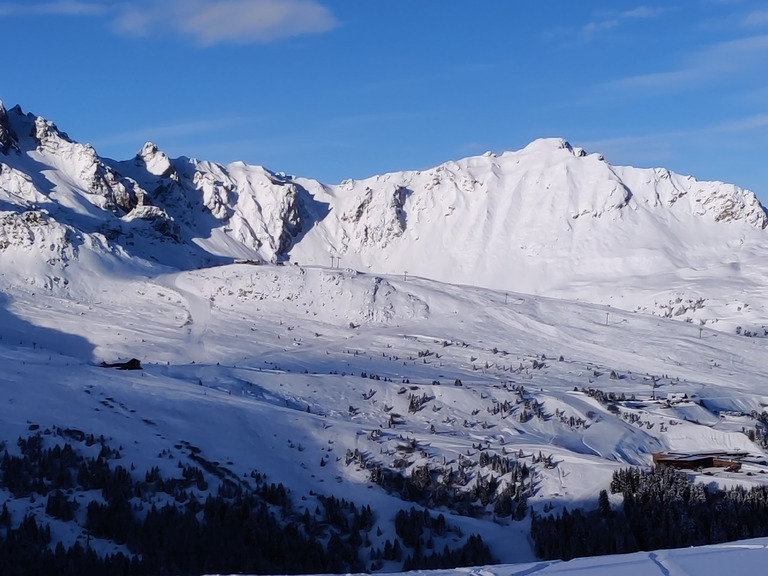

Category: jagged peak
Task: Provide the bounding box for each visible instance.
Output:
[0,100,19,155]
[139,141,161,157]
[136,142,175,179]
[32,115,73,151]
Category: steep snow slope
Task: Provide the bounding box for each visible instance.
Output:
[0,101,311,284]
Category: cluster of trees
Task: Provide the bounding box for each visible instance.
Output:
[476,452,532,519]
[407,392,433,413]
[369,444,535,519]
[481,387,551,427]
[735,325,766,338]
[389,507,493,571]
[0,432,348,574]
[581,386,632,406]
[0,430,497,574]
[395,507,448,548]
[402,535,493,571]
[0,514,141,576]
[743,410,768,449]
[87,489,335,574]
[369,460,483,515]
[531,465,768,561]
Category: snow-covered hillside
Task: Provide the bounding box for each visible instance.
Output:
[3,99,768,573]
[4,261,768,570]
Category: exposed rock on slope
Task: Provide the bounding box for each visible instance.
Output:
[0,101,19,155]
[0,104,317,278]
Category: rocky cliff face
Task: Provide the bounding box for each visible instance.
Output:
[0,101,19,155]
[0,103,317,278]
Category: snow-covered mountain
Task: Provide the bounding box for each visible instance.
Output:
[0,101,310,280]
[2,100,767,309]
[294,139,768,297]
[4,99,768,574]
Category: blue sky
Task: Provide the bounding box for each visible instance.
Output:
[1,1,767,199]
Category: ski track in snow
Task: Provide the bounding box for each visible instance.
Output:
[364,539,768,576]
[648,552,671,576]
[154,271,212,360]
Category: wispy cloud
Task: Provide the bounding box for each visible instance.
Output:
[113,0,337,45]
[581,114,768,165]
[743,10,768,27]
[589,114,768,145]
[581,6,666,38]
[607,34,768,93]
[0,1,106,16]
[92,116,263,153]
[0,0,337,45]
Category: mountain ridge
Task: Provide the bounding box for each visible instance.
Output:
[1,99,766,302]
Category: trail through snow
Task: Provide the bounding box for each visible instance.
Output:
[156,271,213,360]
